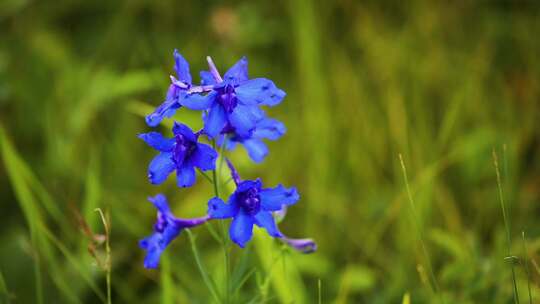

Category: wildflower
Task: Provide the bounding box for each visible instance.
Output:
[219,116,286,163]
[139,122,217,187]
[180,56,286,138]
[146,50,193,127]
[207,160,299,247]
[139,194,209,268]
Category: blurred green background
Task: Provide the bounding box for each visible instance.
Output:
[1,0,540,303]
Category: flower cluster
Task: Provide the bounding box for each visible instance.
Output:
[138,51,316,268]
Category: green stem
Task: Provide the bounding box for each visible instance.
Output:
[186,229,221,303]
[399,154,444,303]
[95,208,112,304]
[212,138,231,304]
[198,168,214,184]
[493,150,519,304]
[522,232,533,304]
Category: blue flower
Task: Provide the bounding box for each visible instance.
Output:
[219,115,286,163]
[180,56,286,139]
[207,160,299,247]
[139,194,209,269]
[145,50,193,127]
[139,122,218,187]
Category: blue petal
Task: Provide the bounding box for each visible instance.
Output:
[200,71,217,85]
[180,91,217,110]
[173,49,192,84]
[148,194,171,214]
[204,104,227,138]
[228,105,258,138]
[223,56,248,84]
[148,152,175,184]
[139,224,183,269]
[254,211,282,237]
[138,132,175,152]
[229,210,254,248]
[217,134,238,150]
[191,143,217,171]
[172,122,196,142]
[176,160,196,187]
[260,185,299,211]
[235,78,286,107]
[253,118,286,141]
[208,197,239,219]
[139,234,164,269]
[243,139,268,163]
[237,179,262,192]
[145,91,181,127]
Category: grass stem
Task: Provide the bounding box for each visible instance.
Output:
[186,229,222,303]
[522,232,533,304]
[213,138,231,304]
[398,154,444,303]
[493,150,519,304]
[95,208,112,304]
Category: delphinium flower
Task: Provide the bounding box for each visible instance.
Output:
[139,122,217,187]
[138,51,316,270]
[140,194,209,269]
[145,50,193,127]
[207,160,299,247]
[180,56,286,139]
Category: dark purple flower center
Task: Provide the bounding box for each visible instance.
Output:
[220,122,236,135]
[217,83,237,113]
[173,134,196,165]
[238,187,261,215]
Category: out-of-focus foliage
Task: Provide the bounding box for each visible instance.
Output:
[1,0,539,303]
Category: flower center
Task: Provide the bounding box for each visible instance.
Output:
[218,84,237,113]
[173,134,196,165]
[238,187,261,215]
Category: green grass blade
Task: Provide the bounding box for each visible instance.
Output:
[399,154,444,303]
[493,150,519,304]
[522,232,533,304]
[185,229,222,304]
[0,126,45,304]
[160,252,173,304]
[39,223,107,303]
[0,269,11,304]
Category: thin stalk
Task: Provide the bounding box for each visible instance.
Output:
[197,168,214,184]
[398,154,444,303]
[522,232,533,304]
[186,229,221,304]
[493,150,519,304]
[212,138,231,304]
[95,208,112,304]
